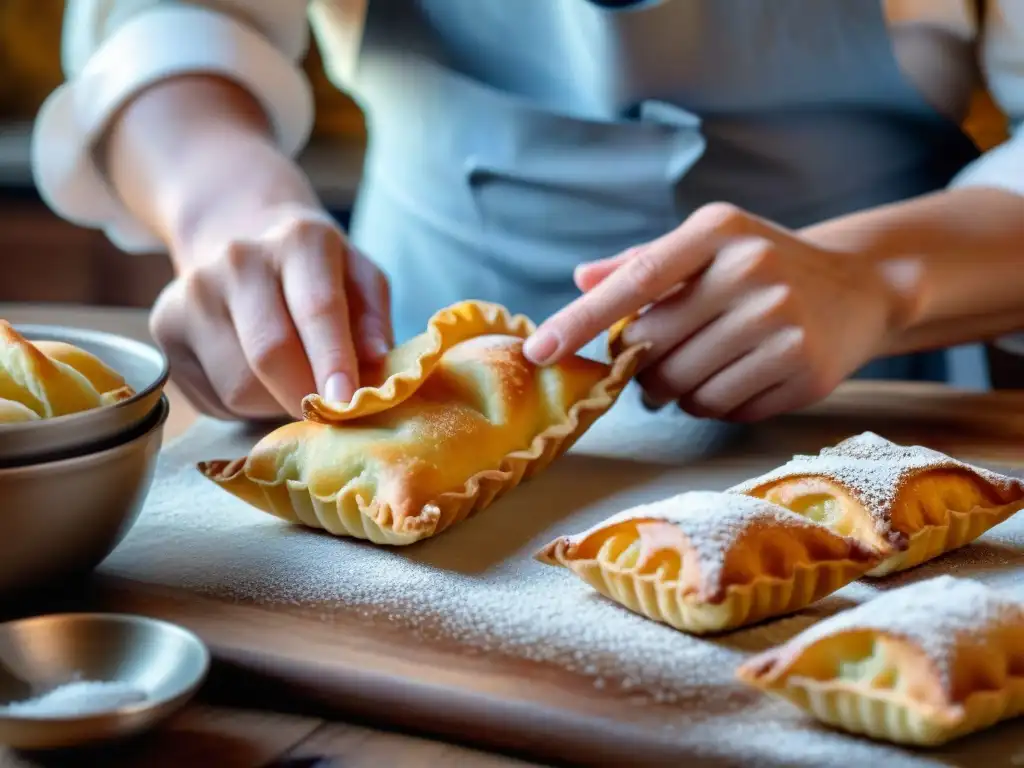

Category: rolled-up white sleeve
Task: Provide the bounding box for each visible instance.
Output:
[32,0,315,253]
[949,0,1024,195]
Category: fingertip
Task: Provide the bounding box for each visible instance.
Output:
[573,265,599,292]
[572,265,588,291]
[523,329,561,366]
[574,258,624,292]
[357,317,393,361]
[364,334,391,360]
[323,372,356,403]
[639,391,672,413]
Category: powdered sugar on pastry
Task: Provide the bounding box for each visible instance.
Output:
[98,412,1024,766]
[728,432,1024,541]
[774,575,1024,692]
[540,491,878,599]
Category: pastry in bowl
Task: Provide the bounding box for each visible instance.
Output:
[729,432,1024,577]
[736,575,1024,746]
[536,491,882,635]
[0,321,134,423]
[199,301,644,546]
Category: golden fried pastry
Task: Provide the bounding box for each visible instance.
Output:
[199,301,643,545]
[0,399,40,423]
[729,432,1024,577]
[736,575,1024,746]
[0,321,134,423]
[30,340,133,397]
[536,491,883,635]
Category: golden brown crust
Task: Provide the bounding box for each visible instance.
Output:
[0,321,135,422]
[30,340,130,395]
[200,301,644,545]
[731,432,1024,576]
[0,398,40,423]
[536,491,883,634]
[736,576,1024,746]
[302,302,536,424]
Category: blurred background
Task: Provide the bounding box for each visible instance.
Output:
[0,0,368,308]
[0,2,1017,387]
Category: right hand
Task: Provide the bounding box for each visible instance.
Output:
[150,206,392,421]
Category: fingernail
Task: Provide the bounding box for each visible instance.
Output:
[366,333,390,360]
[640,392,670,412]
[523,331,560,365]
[573,265,596,291]
[324,372,354,403]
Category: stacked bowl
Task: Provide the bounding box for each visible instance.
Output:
[0,324,170,598]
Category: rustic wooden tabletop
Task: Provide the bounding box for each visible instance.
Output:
[2,302,1023,768]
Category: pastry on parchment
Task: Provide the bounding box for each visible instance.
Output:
[199,301,644,546]
[736,575,1024,746]
[729,432,1024,577]
[0,321,134,423]
[535,491,883,635]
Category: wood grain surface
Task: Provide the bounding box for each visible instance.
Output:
[74,398,1024,768]
[0,704,539,767]
[2,304,1024,767]
[0,304,544,768]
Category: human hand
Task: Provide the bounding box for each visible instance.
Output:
[525,204,904,421]
[150,205,391,421]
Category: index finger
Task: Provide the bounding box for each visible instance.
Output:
[280,225,360,403]
[527,204,757,364]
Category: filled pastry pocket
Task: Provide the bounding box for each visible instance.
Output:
[729,432,1024,577]
[736,575,1024,746]
[199,301,644,546]
[535,490,883,635]
[0,321,134,422]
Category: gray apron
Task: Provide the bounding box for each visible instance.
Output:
[342,0,979,380]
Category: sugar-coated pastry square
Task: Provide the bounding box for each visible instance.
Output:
[736,575,1024,746]
[536,490,883,635]
[199,301,643,545]
[729,432,1024,576]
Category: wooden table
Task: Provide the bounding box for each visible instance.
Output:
[3,303,1024,768]
[0,304,541,768]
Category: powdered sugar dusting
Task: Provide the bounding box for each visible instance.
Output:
[1,680,147,718]
[97,408,1024,767]
[565,490,859,595]
[728,432,1024,540]
[776,576,1024,692]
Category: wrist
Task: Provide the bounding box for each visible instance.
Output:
[870,252,927,339]
[167,134,325,269]
[101,74,325,271]
[808,226,928,358]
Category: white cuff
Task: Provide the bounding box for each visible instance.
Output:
[31,5,315,253]
[949,129,1024,198]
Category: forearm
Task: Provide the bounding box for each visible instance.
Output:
[100,74,322,269]
[800,187,1024,354]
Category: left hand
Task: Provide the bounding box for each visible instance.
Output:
[524,203,903,421]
